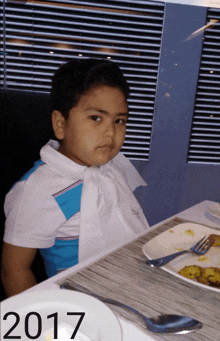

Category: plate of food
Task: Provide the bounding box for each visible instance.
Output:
[142,223,220,292]
[208,203,220,220]
[0,289,122,341]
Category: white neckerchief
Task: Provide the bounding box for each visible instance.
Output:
[41,140,149,262]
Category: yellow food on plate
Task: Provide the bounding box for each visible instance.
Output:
[179,265,220,288]
[213,240,220,247]
[179,265,201,279]
[197,255,210,263]
[169,230,174,233]
[209,234,220,247]
[201,267,220,286]
[202,267,218,279]
[185,229,195,237]
[197,275,209,285]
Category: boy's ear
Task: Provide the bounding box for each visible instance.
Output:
[51,110,66,140]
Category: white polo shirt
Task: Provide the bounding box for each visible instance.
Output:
[4,140,149,276]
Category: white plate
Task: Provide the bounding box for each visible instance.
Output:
[142,223,220,292]
[208,203,220,220]
[0,290,122,341]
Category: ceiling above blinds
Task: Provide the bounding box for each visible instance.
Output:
[188,7,220,164]
[0,0,165,161]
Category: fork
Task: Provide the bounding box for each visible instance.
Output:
[145,235,214,267]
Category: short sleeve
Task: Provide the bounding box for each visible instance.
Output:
[4,179,65,248]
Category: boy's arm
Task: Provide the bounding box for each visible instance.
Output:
[1,242,38,297]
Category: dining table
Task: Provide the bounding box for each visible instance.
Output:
[1,199,220,341]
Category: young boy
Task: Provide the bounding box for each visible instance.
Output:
[1,59,149,297]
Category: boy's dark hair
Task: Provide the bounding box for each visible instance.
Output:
[51,58,130,119]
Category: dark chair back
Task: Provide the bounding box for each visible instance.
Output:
[0,89,54,300]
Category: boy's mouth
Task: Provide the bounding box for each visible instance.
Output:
[97,143,114,150]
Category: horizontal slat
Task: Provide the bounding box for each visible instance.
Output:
[127,119,153,124]
[188,150,220,155]
[126,126,152,132]
[189,144,220,150]
[188,161,220,164]
[192,126,220,132]
[196,92,220,96]
[124,136,151,141]
[193,117,220,122]
[128,116,154,122]
[190,141,220,146]
[194,105,220,110]
[192,123,220,128]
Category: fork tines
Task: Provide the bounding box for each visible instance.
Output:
[194,236,214,254]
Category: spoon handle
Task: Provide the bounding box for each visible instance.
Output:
[60,282,146,321]
[60,282,202,334]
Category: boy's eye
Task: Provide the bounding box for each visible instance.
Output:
[116,118,127,125]
[91,116,101,122]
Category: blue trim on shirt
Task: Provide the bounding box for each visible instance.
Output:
[54,183,83,219]
[40,239,79,277]
[9,159,45,191]
[19,159,45,181]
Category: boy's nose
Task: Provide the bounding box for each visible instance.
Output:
[105,121,115,137]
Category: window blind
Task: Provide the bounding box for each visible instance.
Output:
[0,1,4,87]
[188,7,220,164]
[1,0,165,160]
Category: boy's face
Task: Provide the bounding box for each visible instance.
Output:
[52,85,128,167]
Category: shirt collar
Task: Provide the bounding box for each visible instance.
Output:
[40,139,87,179]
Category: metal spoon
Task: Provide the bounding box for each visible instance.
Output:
[60,282,202,334]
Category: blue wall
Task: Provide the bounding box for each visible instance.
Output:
[133,3,220,226]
